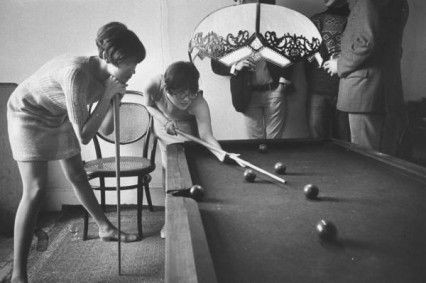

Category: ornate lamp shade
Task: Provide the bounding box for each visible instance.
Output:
[189,3,323,68]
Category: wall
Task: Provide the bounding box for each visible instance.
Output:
[0,84,21,235]
[0,0,425,211]
[400,1,426,101]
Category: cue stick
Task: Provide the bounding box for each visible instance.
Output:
[113,95,122,275]
[176,129,287,184]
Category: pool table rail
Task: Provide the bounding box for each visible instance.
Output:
[166,143,193,193]
[166,143,218,283]
[332,139,426,183]
[165,197,217,283]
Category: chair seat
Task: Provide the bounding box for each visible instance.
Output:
[85,156,154,178]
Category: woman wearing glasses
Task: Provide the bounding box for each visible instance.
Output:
[144,61,225,162]
[144,61,226,238]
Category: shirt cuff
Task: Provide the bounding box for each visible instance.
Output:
[230,64,238,76]
[279,77,292,85]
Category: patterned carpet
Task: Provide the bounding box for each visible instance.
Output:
[27,205,165,283]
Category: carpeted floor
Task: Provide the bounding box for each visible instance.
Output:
[23,205,165,283]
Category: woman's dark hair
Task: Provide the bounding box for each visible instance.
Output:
[96,22,146,66]
[164,61,200,93]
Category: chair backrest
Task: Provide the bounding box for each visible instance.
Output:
[97,91,150,144]
[90,90,157,160]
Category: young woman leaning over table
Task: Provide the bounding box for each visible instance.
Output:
[7,22,146,283]
[143,61,234,238]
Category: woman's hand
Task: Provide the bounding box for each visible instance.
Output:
[165,120,178,135]
[221,153,245,166]
[104,76,126,100]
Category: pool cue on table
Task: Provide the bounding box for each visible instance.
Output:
[113,95,122,275]
[176,129,286,184]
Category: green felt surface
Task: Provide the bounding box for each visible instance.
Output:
[184,140,426,283]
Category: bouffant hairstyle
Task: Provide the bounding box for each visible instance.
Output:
[164,61,200,94]
[96,22,146,66]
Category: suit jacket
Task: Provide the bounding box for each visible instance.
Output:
[337,0,408,113]
[211,60,293,112]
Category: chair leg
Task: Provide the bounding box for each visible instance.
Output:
[145,186,154,212]
[83,209,89,241]
[144,175,154,211]
[137,186,143,238]
[100,189,106,211]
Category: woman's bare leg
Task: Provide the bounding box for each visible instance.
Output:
[11,161,48,283]
[59,154,138,241]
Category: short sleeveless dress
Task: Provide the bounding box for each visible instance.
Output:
[7,54,104,161]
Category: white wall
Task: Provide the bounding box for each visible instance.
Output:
[0,0,169,209]
[1,0,425,210]
[400,1,426,101]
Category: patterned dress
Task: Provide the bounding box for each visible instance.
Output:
[7,54,104,161]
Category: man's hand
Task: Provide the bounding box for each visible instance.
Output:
[234,58,256,72]
[323,59,338,76]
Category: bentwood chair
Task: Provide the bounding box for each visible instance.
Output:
[82,90,157,240]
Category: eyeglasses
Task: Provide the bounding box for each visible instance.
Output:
[169,89,202,101]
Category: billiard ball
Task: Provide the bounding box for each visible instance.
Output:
[189,185,205,201]
[316,220,337,241]
[258,144,268,153]
[244,169,256,182]
[303,184,319,199]
[274,162,286,174]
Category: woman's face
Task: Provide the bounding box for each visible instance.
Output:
[107,58,138,84]
[167,89,199,110]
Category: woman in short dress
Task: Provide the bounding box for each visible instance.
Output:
[7,22,146,283]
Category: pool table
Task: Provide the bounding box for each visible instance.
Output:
[165,139,426,283]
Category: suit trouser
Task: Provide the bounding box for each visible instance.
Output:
[243,89,286,139]
[348,112,407,155]
[348,113,385,152]
[381,110,408,156]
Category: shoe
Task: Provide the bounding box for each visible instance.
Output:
[99,228,139,242]
[160,225,166,239]
[35,228,49,251]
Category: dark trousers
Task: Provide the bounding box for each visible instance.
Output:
[307,93,350,141]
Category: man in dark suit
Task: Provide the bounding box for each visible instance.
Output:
[324,0,409,155]
[211,0,294,139]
